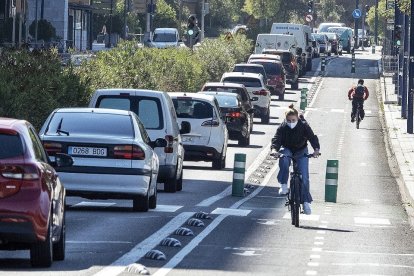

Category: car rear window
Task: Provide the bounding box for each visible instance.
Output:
[233,65,264,75]
[0,133,24,159]
[249,61,281,75]
[97,96,163,130]
[214,95,238,108]
[172,99,214,119]
[202,87,249,102]
[46,112,134,137]
[222,77,261,88]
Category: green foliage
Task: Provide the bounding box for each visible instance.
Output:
[153,0,177,28]
[0,49,89,130]
[366,0,393,39]
[29,20,56,42]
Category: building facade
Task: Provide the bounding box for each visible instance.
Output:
[0,0,28,46]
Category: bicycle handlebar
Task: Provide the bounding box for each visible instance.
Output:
[270,152,321,159]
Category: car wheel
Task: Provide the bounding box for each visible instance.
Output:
[212,151,226,170]
[164,171,178,193]
[279,92,285,101]
[238,133,250,147]
[176,169,183,191]
[291,81,299,90]
[306,60,312,71]
[53,209,65,261]
[30,216,53,267]
[328,52,331,56]
[261,110,270,124]
[133,192,149,212]
[149,186,157,209]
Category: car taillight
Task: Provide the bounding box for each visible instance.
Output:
[228,112,241,118]
[201,120,220,127]
[0,164,39,180]
[253,90,269,96]
[43,142,62,156]
[113,145,145,160]
[165,135,174,153]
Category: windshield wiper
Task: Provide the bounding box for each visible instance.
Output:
[56,118,70,136]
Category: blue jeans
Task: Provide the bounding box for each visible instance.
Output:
[277,147,313,203]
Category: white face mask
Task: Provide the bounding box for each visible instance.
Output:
[287,121,298,129]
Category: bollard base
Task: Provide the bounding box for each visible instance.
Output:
[325,185,337,203]
[232,180,245,197]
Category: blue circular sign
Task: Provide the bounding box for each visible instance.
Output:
[352,9,362,19]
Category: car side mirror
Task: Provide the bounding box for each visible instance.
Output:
[54,153,74,167]
[180,121,191,134]
[153,138,168,148]
[251,97,259,102]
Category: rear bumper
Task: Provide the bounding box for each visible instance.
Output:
[183,145,220,161]
[0,218,37,246]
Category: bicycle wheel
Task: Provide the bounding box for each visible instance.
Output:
[356,109,360,129]
[293,176,301,227]
[289,181,295,226]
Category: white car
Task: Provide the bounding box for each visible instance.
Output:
[150,28,185,48]
[89,89,190,193]
[221,72,271,124]
[169,93,228,170]
[39,108,167,212]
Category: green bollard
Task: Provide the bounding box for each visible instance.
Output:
[325,160,339,203]
[372,45,375,54]
[300,88,308,110]
[321,54,326,71]
[232,153,246,197]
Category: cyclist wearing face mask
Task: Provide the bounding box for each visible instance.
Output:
[271,104,320,215]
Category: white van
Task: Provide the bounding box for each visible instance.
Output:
[89,89,190,193]
[270,23,313,72]
[254,34,298,54]
[150,28,184,49]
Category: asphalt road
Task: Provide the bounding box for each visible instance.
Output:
[2,50,414,276]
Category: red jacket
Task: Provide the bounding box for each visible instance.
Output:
[348,85,369,100]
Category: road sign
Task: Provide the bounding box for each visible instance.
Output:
[352,9,362,19]
[387,24,394,30]
[305,14,313,22]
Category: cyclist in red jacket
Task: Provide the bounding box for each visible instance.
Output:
[348,79,369,122]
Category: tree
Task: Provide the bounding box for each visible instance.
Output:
[152,0,177,28]
[366,0,393,39]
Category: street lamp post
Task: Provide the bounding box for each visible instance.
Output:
[408,0,414,133]
[354,0,359,49]
[374,0,378,45]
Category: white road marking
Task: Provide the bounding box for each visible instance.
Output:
[73,201,116,207]
[315,237,324,240]
[67,241,132,244]
[92,212,194,276]
[310,254,321,259]
[319,225,328,228]
[365,110,372,114]
[314,242,324,246]
[317,230,326,234]
[331,109,345,113]
[256,219,280,225]
[354,217,391,225]
[282,213,320,221]
[312,248,323,252]
[308,262,320,267]
[150,205,183,213]
[232,250,262,257]
[321,220,328,224]
[359,162,367,166]
[211,208,251,217]
[332,262,414,269]
[323,250,414,256]
[196,143,271,207]
[305,270,318,275]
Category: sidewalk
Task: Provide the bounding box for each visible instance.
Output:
[379,72,414,223]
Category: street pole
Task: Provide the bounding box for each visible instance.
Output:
[201,0,205,41]
[374,0,378,45]
[395,5,403,98]
[35,0,38,44]
[354,0,359,49]
[109,0,113,47]
[402,14,409,118]
[123,0,127,39]
[408,2,414,134]
[361,5,365,51]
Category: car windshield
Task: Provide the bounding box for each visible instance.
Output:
[0,133,24,159]
[222,77,261,88]
[250,61,281,75]
[214,95,239,108]
[324,33,336,40]
[46,112,134,137]
[153,32,177,42]
[233,65,264,75]
[314,35,326,43]
[328,28,345,35]
[172,99,214,119]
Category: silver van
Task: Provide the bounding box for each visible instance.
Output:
[89,89,190,193]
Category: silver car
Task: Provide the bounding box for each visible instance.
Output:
[39,108,167,212]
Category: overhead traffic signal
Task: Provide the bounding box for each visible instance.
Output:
[307,1,314,13]
[187,15,200,48]
[394,25,402,46]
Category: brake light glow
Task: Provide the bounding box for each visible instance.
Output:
[165,135,174,153]
[253,90,269,96]
[43,142,62,156]
[201,120,220,127]
[0,165,39,180]
[228,112,241,118]
[113,145,145,160]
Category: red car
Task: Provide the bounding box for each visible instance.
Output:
[0,118,73,267]
[248,59,286,100]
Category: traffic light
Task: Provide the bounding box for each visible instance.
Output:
[187,15,200,47]
[307,1,314,13]
[365,5,370,14]
[394,25,402,46]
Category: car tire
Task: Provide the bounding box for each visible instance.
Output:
[133,192,149,212]
[306,60,312,71]
[279,92,285,101]
[238,134,250,147]
[176,169,183,191]
[164,171,178,193]
[149,186,157,209]
[261,110,270,124]
[328,52,331,56]
[30,217,53,267]
[53,209,65,261]
[291,81,299,90]
[212,151,226,170]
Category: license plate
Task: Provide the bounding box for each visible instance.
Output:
[68,146,107,157]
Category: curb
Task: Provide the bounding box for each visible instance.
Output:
[377,76,414,227]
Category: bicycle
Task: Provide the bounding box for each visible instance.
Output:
[272,152,320,227]
[355,101,362,129]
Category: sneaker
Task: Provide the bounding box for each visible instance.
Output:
[351,117,355,123]
[303,202,312,215]
[279,184,289,195]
